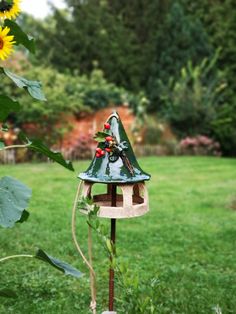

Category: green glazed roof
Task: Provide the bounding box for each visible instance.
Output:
[78,111,151,183]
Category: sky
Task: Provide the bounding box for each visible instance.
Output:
[21,0,66,19]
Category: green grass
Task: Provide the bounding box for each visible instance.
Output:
[1,157,236,314]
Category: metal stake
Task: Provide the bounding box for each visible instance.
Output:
[109,184,117,311]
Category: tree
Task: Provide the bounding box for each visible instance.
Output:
[19,0,171,92]
[147,2,213,111]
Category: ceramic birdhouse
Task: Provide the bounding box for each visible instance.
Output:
[77,111,151,313]
[78,111,151,219]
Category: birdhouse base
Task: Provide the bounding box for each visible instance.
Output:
[80,182,149,219]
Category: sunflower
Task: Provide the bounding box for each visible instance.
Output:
[0,0,20,19]
[0,26,15,60]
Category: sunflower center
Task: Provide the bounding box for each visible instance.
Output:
[0,37,4,50]
[0,0,13,12]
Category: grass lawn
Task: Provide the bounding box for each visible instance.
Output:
[1,156,236,314]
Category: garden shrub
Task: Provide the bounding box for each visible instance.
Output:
[211,102,236,156]
[158,52,226,138]
[143,117,163,145]
[180,135,221,156]
[116,261,158,314]
[68,133,94,160]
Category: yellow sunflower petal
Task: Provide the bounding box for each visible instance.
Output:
[0,0,21,20]
[2,26,10,36]
[0,25,15,60]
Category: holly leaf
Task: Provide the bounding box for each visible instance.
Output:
[0,176,32,228]
[4,19,35,53]
[35,249,83,279]
[0,95,20,122]
[94,131,110,142]
[3,69,46,101]
[28,139,74,171]
[0,289,17,298]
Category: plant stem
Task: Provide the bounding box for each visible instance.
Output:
[72,182,97,314]
[88,224,96,314]
[0,254,34,263]
[0,144,29,151]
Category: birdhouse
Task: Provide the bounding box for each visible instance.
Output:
[77,111,151,313]
[78,111,151,219]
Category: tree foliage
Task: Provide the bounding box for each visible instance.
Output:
[159,52,226,137]
[16,0,236,155]
[147,2,213,111]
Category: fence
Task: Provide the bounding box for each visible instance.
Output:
[0,149,16,164]
[0,145,177,165]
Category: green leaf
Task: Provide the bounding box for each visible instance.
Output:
[18,131,30,144]
[28,139,74,171]
[35,249,83,279]
[0,142,5,149]
[19,133,74,171]
[1,124,9,132]
[0,176,32,228]
[16,210,30,223]
[0,289,17,298]
[94,131,110,142]
[106,239,113,254]
[0,95,20,122]
[3,69,46,101]
[4,19,35,54]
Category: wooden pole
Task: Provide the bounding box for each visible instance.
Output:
[109,184,117,311]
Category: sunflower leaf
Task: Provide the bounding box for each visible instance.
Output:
[18,131,31,144]
[16,210,30,223]
[0,95,20,122]
[4,19,35,54]
[3,69,46,101]
[0,176,32,228]
[28,139,74,171]
[35,249,84,279]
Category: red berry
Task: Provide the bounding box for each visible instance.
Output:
[105,136,113,141]
[104,123,110,130]
[96,153,101,158]
[105,148,111,152]
[100,150,105,156]
[96,147,102,153]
